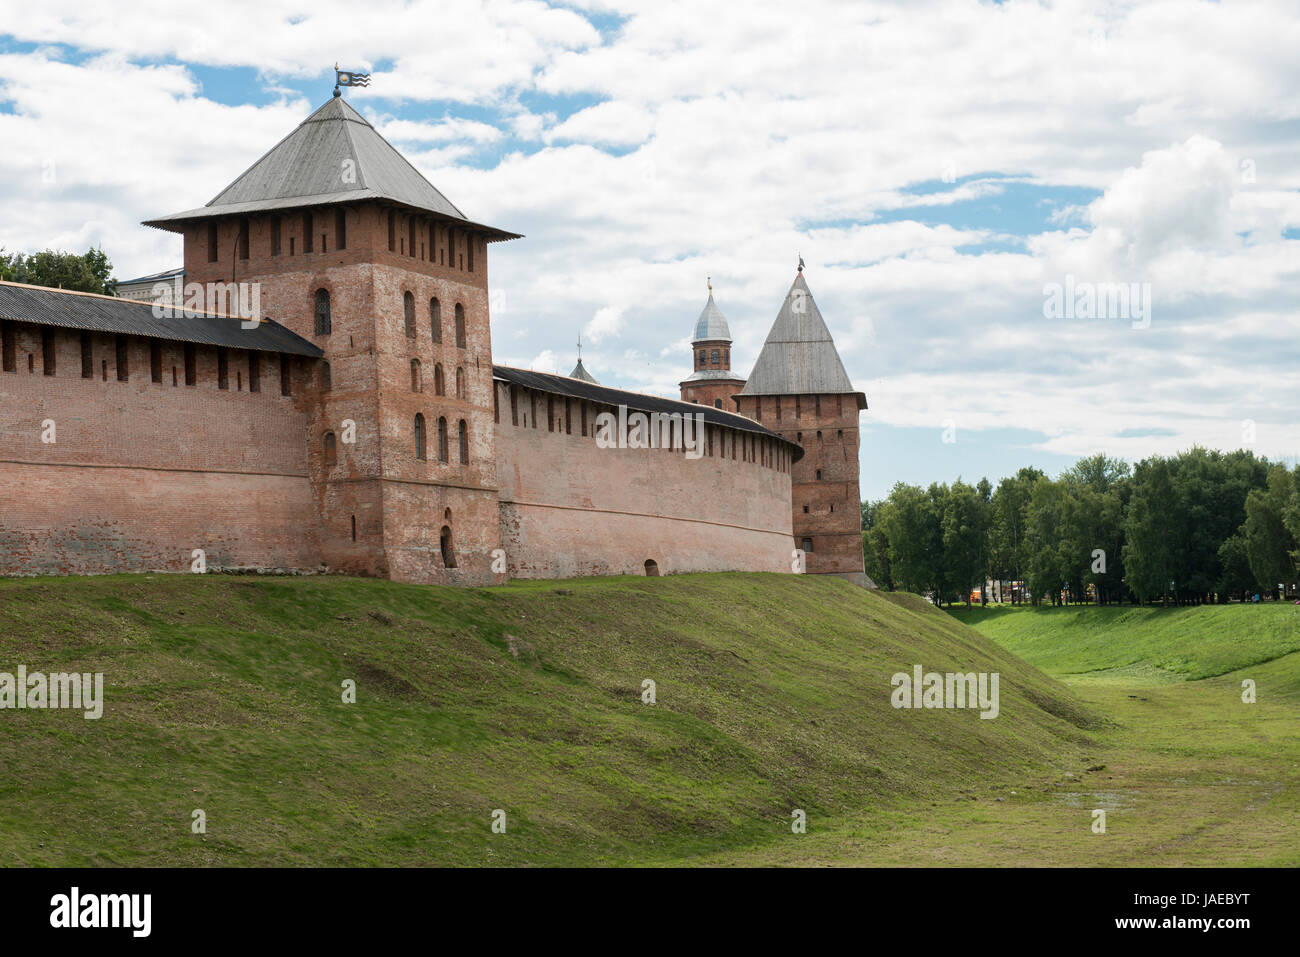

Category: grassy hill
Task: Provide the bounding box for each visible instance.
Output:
[948,603,1300,690]
[0,573,1101,867]
[916,601,1300,868]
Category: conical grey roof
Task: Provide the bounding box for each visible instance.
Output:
[739,273,865,406]
[144,97,519,239]
[692,293,731,342]
[569,357,598,383]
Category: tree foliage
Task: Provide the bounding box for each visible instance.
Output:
[0,247,116,295]
[863,450,1297,605]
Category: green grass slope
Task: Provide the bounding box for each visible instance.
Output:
[902,601,1300,868]
[948,603,1300,686]
[0,573,1100,866]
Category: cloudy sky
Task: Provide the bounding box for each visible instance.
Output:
[1,0,1297,498]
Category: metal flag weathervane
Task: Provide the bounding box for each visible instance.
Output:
[333,63,372,97]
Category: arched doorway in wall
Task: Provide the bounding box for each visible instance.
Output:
[440,509,457,569]
[644,559,659,577]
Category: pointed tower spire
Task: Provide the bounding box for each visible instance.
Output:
[734,273,870,587]
[569,332,598,382]
[739,273,864,406]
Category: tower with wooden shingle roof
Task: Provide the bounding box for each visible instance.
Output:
[145,94,520,584]
[735,268,870,585]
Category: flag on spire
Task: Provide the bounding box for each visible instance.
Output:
[334,64,371,96]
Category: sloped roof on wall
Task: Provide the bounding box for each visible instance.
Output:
[143,96,520,241]
[493,364,803,459]
[739,273,866,408]
[0,281,323,356]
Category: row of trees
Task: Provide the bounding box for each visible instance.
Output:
[862,449,1300,606]
[0,247,116,295]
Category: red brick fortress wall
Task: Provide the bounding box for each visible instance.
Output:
[495,382,795,579]
[0,323,319,576]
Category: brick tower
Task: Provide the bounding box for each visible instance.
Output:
[679,280,746,410]
[144,94,520,584]
[734,268,870,586]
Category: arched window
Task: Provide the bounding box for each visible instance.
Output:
[321,360,331,391]
[414,413,426,461]
[710,348,720,365]
[699,350,706,365]
[387,210,396,252]
[429,297,442,344]
[440,525,457,568]
[437,416,449,463]
[454,304,466,348]
[713,399,722,409]
[323,431,337,466]
[314,289,331,336]
[455,367,466,400]
[403,291,416,338]
[458,419,469,464]
[410,358,421,392]
[434,363,445,396]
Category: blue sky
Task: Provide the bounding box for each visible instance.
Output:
[1,0,1298,499]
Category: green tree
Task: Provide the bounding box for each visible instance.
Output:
[1242,464,1298,599]
[1123,458,1179,604]
[0,247,116,295]
[861,499,893,590]
[1216,531,1255,600]
[941,478,989,605]
[1283,465,1300,571]
[879,482,944,600]
[1064,455,1129,604]
[988,467,1043,603]
[1025,476,1073,605]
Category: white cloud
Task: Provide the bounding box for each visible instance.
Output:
[583,305,623,343]
[2,0,1300,483]
[528,349,560,373]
